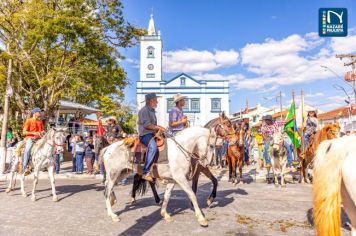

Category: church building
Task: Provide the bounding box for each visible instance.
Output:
[136,15,229,127]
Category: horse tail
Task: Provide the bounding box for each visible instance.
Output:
[98,147,108,166]
[313,139,345,236]
[132,173,148,196]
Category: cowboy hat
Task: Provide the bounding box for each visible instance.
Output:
[172,93,187,104]
[262,115,273,121]
[140,93,162,103]
[107,116,117,123]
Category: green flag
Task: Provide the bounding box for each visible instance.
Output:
[284,102,300,148]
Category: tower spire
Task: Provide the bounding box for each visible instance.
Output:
[147,14,156,35]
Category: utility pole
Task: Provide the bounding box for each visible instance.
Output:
[0,44,13,175]
[279,91,283,119]
[335,53,356,103]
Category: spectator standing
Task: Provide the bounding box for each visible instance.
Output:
[84,137,95,174]
[74,135,85,174]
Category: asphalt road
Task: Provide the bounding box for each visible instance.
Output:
[0,177,351,236]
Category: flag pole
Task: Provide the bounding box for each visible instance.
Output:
[301,89,305,153]
[292,90,297,162]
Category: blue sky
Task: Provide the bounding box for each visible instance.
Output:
[120,0,356,113]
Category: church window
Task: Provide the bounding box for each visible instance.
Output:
[191,99,200,112]
[146,73,155,78]
[180,77,186,86]
[211,98,221,112]
[147,46,155,58]
[182,98,189,111]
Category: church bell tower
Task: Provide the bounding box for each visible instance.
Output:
[140,14,162,82]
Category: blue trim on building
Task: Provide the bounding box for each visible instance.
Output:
[165,73,203,85]
[137,86,229,90]
[137,92,229,94]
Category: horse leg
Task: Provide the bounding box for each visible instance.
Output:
[232,158,237,184]
[104,174,120,222]
[161,182,175,223]
[174,175,208,227]
[20,172,27,197]
[48,164,58,202]
[130,173,139,204]
[227,155,232,182]
[300,160,307,184]
[149,179,161,205]
[200,166,218,207]
[31,162,41,201]
[239,155,243,183]
[6,158,18,193]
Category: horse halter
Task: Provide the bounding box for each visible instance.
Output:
[46,129,66,147]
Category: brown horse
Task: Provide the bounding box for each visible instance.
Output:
[300,123,340,183]
[216,113,245,184]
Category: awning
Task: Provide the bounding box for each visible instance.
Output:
[58,100,100,115]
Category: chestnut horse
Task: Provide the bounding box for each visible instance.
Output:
[300,123,340,183]
[217,113,245,184]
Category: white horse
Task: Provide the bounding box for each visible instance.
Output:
[100,126,217,226]
[5,127,67,202]
[313,135,356,236]
[270,131,288,187]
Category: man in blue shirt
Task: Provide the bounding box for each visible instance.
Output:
[138,93,166,182]
[168,93,188,135]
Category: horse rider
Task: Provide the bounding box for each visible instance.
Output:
[138,93,166,182]
[22,107,44,173]
[168,93,188,136]
[303,109,318,149]
[261,115,293,169]
[106,116,122,144]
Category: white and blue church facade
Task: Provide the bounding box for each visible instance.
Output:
[136,15,229,127]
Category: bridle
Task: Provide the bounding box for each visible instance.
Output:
[46,129,66,148]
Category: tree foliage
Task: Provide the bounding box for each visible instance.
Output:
[0,0,144,120]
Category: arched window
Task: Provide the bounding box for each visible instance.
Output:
[180,77,186,86]
[147,46,155,58]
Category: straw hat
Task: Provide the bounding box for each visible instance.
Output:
[107,116,117,123]
[172,93,187,104]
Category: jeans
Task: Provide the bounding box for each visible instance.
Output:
[216,142,228,165]
[94,153,105,175]
[23,138,34,172]
[284,143,293,164]
[304,134,309,150]
[75,152,84,173]
[72,155,76,172]
[54,154,61,174]
[264,138,272,165]
[244,137,249,163]
[139,133,158,175]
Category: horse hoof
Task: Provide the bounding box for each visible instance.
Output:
[130,198,136,205]
[198,218,209,227]
[207,197,214,207]
[31,195,36,202]
[274,184,279,188]
[161,212,173,223]
[111,215,121,222]
[22,192,27,198]
[5,188,12,193]
[281,185,286,188]
[53,196,58,202]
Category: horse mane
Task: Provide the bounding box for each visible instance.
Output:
[33,129,54,153]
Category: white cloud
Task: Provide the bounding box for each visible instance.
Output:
[126,58,139,68]
[162,49,239,73]
[232,31,356,90]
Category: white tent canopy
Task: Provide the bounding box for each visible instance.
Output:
[58,100,100,115]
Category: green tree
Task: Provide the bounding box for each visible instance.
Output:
[0,0,144,120]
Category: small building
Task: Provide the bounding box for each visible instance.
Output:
[318,105,356,132]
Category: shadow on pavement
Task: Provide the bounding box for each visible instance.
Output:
[117,181,245,235]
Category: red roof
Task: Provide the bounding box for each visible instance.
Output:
[318,105,356,121]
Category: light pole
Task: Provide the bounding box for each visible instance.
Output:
[322,65,356,103]
[333,84,353,130]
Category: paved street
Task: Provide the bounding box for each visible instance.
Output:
[0,176,352,236]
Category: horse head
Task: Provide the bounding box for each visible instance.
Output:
[52,127,68,153]
[324,123,341,140]
[271,130,284,152]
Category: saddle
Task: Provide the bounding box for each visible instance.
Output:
[125,135,168,165]
[15,139,39,174]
